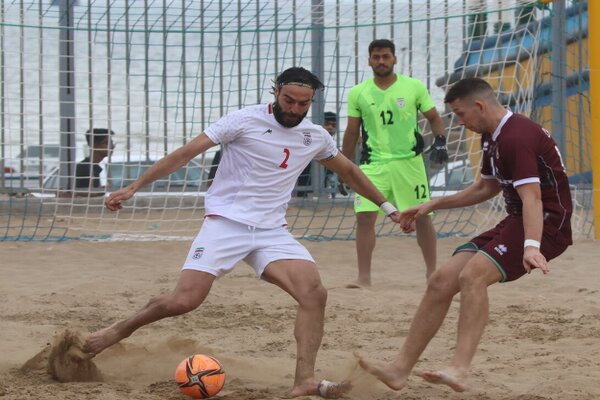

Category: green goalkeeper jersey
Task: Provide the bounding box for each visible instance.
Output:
[347,74,435,164]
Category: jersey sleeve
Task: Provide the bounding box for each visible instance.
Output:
[414,79,435,113]
[507,130,542,187]
[480,136,495,179]
[314,129,339,161]
[346,86,362,119]
[204,109,247,145]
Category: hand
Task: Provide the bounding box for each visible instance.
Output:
[523,246,549,275]
[412,131,425,156]
[397,201,435,232]
[397,208,419,233]
[104,186,136,211]
[388,211,416,233]
[426,135,449,165]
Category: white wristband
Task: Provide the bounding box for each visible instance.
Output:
[524,239,541,249]
[380,201,398,216]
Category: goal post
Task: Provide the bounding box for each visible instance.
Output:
[589,0,600,239]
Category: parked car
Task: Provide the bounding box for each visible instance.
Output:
[41,156,208,193]
[107,158,204,191]
[2,144,62,189]
[5,144,61,176]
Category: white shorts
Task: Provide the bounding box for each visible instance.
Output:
[182,216,314,278]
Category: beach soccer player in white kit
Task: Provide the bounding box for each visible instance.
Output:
[83,67,403,398]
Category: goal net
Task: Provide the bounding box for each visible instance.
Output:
[0,0,593,241]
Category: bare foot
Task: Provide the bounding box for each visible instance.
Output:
[82,322,129,356]
[289,378,351,398]
[355,352,407,390]
[417,368,468,392]
[344,280,370,289]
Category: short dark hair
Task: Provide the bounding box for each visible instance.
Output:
[368,39,395,56]
[85,128,114,147]
[274,67,324,92]
[444,78,495,103]
[324,111,337,122]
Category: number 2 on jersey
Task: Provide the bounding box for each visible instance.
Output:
[279,148,290,169]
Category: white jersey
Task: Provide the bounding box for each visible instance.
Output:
[204,104,338,229]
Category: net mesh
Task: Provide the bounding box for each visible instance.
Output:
[0,0,593,241]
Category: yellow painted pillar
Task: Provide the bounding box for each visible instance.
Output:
[590,0,600,239]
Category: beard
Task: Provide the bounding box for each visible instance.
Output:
[272,100,308,128]
[373,65,394,78]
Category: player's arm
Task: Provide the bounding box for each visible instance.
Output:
[341,116,362,161]
[422,107,445,138]
[336,116,362,195]
[128,133,215,191]
[431,177,501,210]
[320,153,396,217]
[516,182,548,274]
[398,178,501,231]
[105,133,217,210]
[422,107,448,164]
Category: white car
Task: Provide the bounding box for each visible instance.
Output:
[4,144,61,176]
[3,144,61,189]
[40,153,214,195]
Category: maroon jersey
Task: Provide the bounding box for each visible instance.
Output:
[480,112,572,244]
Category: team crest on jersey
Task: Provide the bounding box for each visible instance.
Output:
[396,98,405,108]
[192,247,205,259]
[303,132,312,146]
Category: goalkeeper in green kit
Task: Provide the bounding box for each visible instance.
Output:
[341,39,448,287]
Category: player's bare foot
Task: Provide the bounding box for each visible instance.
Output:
[344,280,370,289]
[417,368,468,392]
[82,322,129,356]
[355,352,407,390]
[289,378,351,398]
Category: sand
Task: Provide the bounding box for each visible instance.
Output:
[0,237,599,399]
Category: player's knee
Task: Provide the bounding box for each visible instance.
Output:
[356,212,377,227]
[415,214,433,230]
[426,269,458,298]
[297,281,327,309]
[457,265,488,291]
[164,292,203,315]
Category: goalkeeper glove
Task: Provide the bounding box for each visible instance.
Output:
[426,135,449,165]
[337,179,350,196]
[412,131,425,156]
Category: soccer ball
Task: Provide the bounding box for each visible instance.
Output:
[175,354,226,399]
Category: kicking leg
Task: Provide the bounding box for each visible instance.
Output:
[84,269,215,356]
[415,215,437,279]
[262,259,346,398]
[357,252,474,390]
[418,253,501,392]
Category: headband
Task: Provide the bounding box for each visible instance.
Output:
[278,81,315,89]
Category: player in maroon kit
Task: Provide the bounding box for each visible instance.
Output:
[356,77,573,393]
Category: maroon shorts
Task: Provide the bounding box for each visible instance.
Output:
[453,215,570,282]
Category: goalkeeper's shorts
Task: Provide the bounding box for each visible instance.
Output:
[354,156,430,214]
